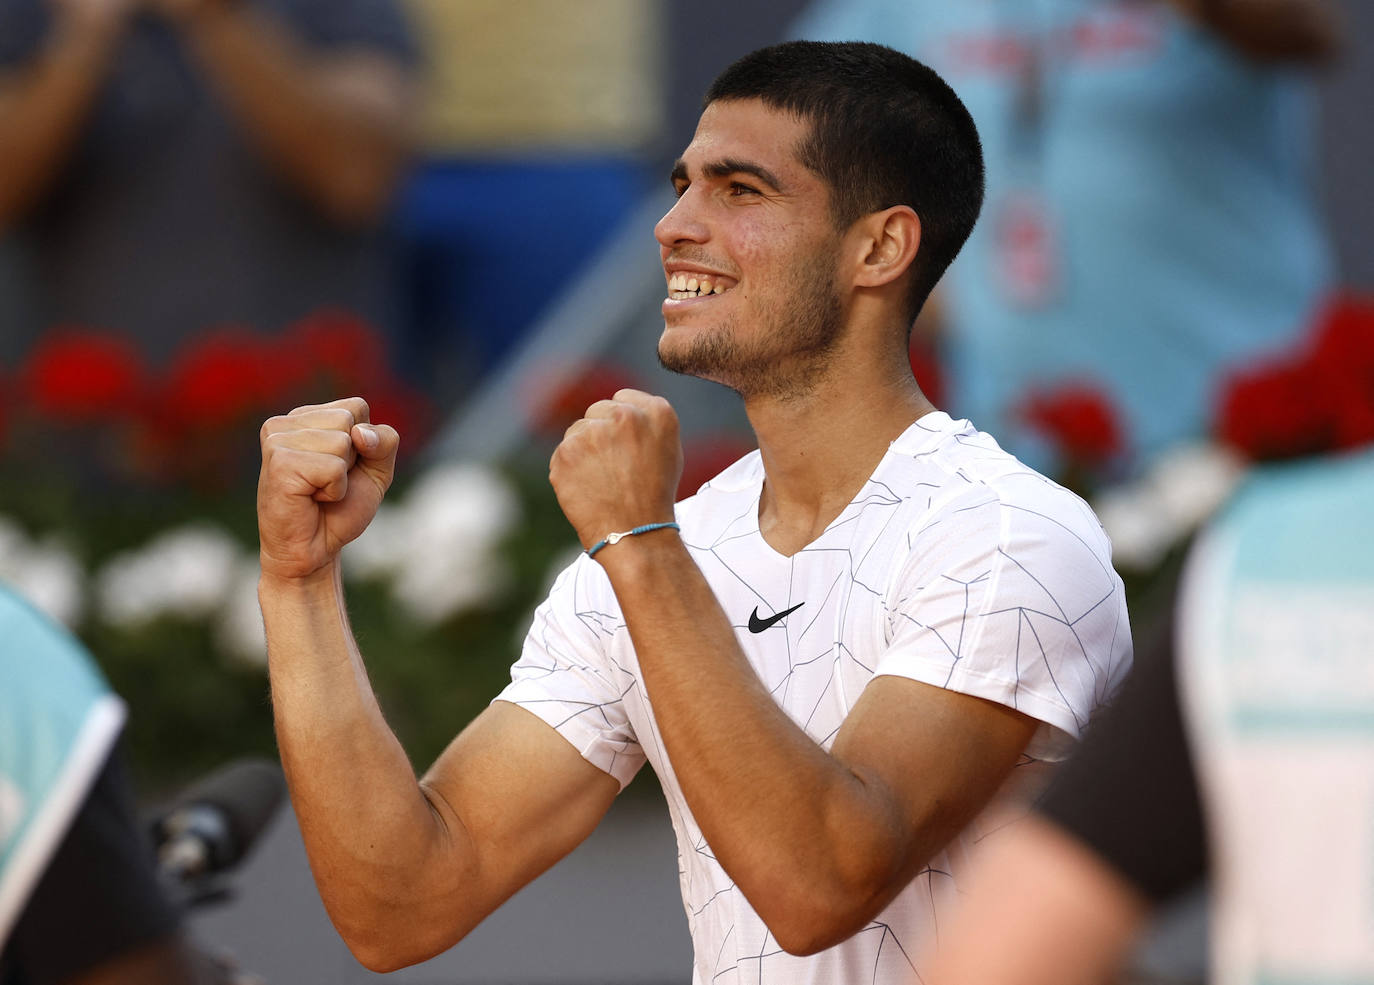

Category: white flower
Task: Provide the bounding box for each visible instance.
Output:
[343,504,407,580]
[96,524,244,627]
[1149,442,1246,532]
[1095,442,1247,571]
[215,559,269,668]
[512,543,585,650]
[1095,486,1177,571]
[0,527,86,628]
[348,462,521,625]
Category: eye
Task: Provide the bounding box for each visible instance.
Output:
[728,181,760,197]
[672,181,689,199]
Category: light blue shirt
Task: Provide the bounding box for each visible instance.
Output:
[793,0,1332,474]
[1177,448,1374,982]
[0,586,125,940]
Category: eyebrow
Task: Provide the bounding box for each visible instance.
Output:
[670,157,787,193]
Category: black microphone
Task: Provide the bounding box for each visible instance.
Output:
[155,758,285,883]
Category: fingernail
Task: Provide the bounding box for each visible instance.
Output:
[358,424,379,450]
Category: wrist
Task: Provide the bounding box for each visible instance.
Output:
[590,523,686,577]
[258,556,343,602]
[586,521,681,560]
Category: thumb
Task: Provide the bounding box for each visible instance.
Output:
[351,423,400,483]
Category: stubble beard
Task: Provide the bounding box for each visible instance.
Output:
[658,278,846,402]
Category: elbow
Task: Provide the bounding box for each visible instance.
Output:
[338,915,456,973]
[347,941,413,975]
[766,899,878,957]
[754,868,901,957]
[326,879,472,972]
[752,833,924,956]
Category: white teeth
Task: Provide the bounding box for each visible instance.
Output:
[667,272,731,299]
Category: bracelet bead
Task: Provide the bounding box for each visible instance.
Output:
[587,521,680,558]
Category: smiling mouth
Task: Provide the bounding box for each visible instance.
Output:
[667,272,736,300]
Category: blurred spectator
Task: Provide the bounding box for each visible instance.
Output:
[923,443,1374,985]
[0,583,247,984]
[0,0,417,368]
[394,0,662,395]
[794,0,1339,483]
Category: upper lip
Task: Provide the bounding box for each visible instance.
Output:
[663,260,733,280]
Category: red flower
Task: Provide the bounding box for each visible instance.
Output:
[1309,294,1374,450]
[1019,382,1124,468]
[1216,292,1374,461]
[1217,360,1335,461]
[528,361,647,437]
[908,336,945,408]
[363,384,435,456]
[679,433,756,500]
[21,330,148,422]
[286,309,391,396]
[159,326,284,430]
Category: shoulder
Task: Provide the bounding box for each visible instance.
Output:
[890,413,1112,555]
[673,447,763,537]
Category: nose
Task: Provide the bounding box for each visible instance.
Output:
[654,189,709,251]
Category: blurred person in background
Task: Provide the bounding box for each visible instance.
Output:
[0,584,254,984]
[254,40,1132,985]
[922,441,1374,985]
[794,0,1340,485]
[0,0,417,369]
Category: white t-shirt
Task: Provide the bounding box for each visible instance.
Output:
[499,412,1133,984]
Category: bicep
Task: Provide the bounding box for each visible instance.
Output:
[832,675,1039,871]
[418,699,619,913]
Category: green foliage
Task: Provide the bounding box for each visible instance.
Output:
[0,454,582,795]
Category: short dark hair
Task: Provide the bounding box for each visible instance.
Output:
[705,40,985,322]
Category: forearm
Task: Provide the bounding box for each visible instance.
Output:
[1166,0,1339,63]
[926,815,1149,985]
[176,3,411,226]
[261,562,470,969]
[0,14,123,228]
[600,536,917,953]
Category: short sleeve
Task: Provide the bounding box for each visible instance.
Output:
[874,488,1132,760]
[496,556,646,790]
[1038,612,1208,903]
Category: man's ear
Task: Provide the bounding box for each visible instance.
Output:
[851,206,921,290]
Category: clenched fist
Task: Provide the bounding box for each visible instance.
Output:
[257,397,399,581]
[549,389,683,557]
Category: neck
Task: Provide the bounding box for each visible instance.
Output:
[744,344,935,557]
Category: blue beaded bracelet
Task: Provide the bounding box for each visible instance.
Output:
[587,521,680,558]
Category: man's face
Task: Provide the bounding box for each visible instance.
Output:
[654,98,846,400]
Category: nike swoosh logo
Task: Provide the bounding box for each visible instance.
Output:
[748,602,805,634]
